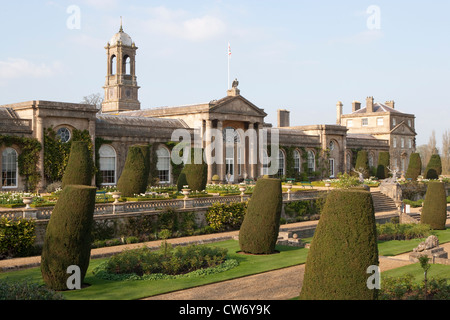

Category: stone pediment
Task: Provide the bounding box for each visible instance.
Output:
[390,122,416,135]
[209,96,267,118]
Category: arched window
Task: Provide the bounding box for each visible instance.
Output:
[123,55,130,75]
[307,150,315,173]
[99,145,116,185]
[277,150,285,177]
[293,150,301,173]
[110,55,117,75]
[157,147,171,184]
[2,148,18,188]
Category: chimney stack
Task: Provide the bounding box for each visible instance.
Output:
[366,96,374,113]
[352,101,361,113]
[385,100,395,109]
[336,101,343,124]
[277,109,290,127]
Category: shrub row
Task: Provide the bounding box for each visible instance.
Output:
[0,217,36,259]
[102,243,228,276]
[205,202,247,232]
[376,222,431,241]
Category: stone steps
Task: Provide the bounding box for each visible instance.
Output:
[371,191,398,212]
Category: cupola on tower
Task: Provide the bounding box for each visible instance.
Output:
[102,21,141,113]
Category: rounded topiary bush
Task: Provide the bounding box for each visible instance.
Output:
[41,185,97,291]
[61,141,94,188]
[299,189,379,300]
[425,154,442,179]
[117,146,148,197]
[238,178,282,254]
[182,148,208,192]
[421,181,447,230]
[405,153,422,181]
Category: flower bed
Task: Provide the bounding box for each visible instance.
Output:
[93,242,237,281]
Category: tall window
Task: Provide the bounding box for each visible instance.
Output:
[111,55,117,75]
[157,147,171,184]
[293,150,301,173]
[2,148,18,188]
[124,55,130,75]
[277,150,285,177]
[347,120,353,128]
[362,118,369,126]
[377,117,384,126]
[307,150,315,173]
[99,145,116,185]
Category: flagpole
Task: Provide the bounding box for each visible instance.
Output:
[227,42,231,90]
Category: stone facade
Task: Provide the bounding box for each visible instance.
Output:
[0,26,415,192]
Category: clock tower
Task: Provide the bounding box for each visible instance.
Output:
[102,21,141,113]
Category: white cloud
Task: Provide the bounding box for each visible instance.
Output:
[0,58,63,81]
[139,6,227,42]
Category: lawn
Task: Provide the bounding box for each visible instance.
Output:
[1,229,449,300]
[0,240,309,300]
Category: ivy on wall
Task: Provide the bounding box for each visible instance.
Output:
[44,127,93,184]
[279,145,330,181]
[0,135,41,191]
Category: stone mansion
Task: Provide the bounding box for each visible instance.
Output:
[0,25,417,192]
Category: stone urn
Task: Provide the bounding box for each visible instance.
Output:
[112,192,121,204]
[239,184,246,196]
[22,196,33,210]
[181,188,191,200]
[285,183,293,200]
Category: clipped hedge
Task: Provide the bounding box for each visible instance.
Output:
[0,217,36,258]
[405,153,422,181]
[206,201,248,231]
[181,148,208,192]
[239,178,282,254]
[421,181,447,230]
[117,146,148,197]
[355,150,369,178]
[41,185,97,291]
[299,189,379,300]
[61,141,94,188]
[377,152,390,179]
[425,154,442,179]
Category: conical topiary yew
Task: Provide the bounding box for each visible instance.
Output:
[182,148,208,192]
[41,185,97,291]
[421,181,447,230]
[376,152,390,179]
[117,146,148,197]
[239,178,282,254]
[405,153,422,181]
[425,154,442,179]
[61,141,94,188]
[299,189,379,300]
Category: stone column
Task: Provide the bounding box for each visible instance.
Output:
[35,116,45,192]
[205,119,213,182]
[88,118,96,186]
[217,120,225,181]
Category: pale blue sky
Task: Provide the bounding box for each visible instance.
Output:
[0,1,449,146]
